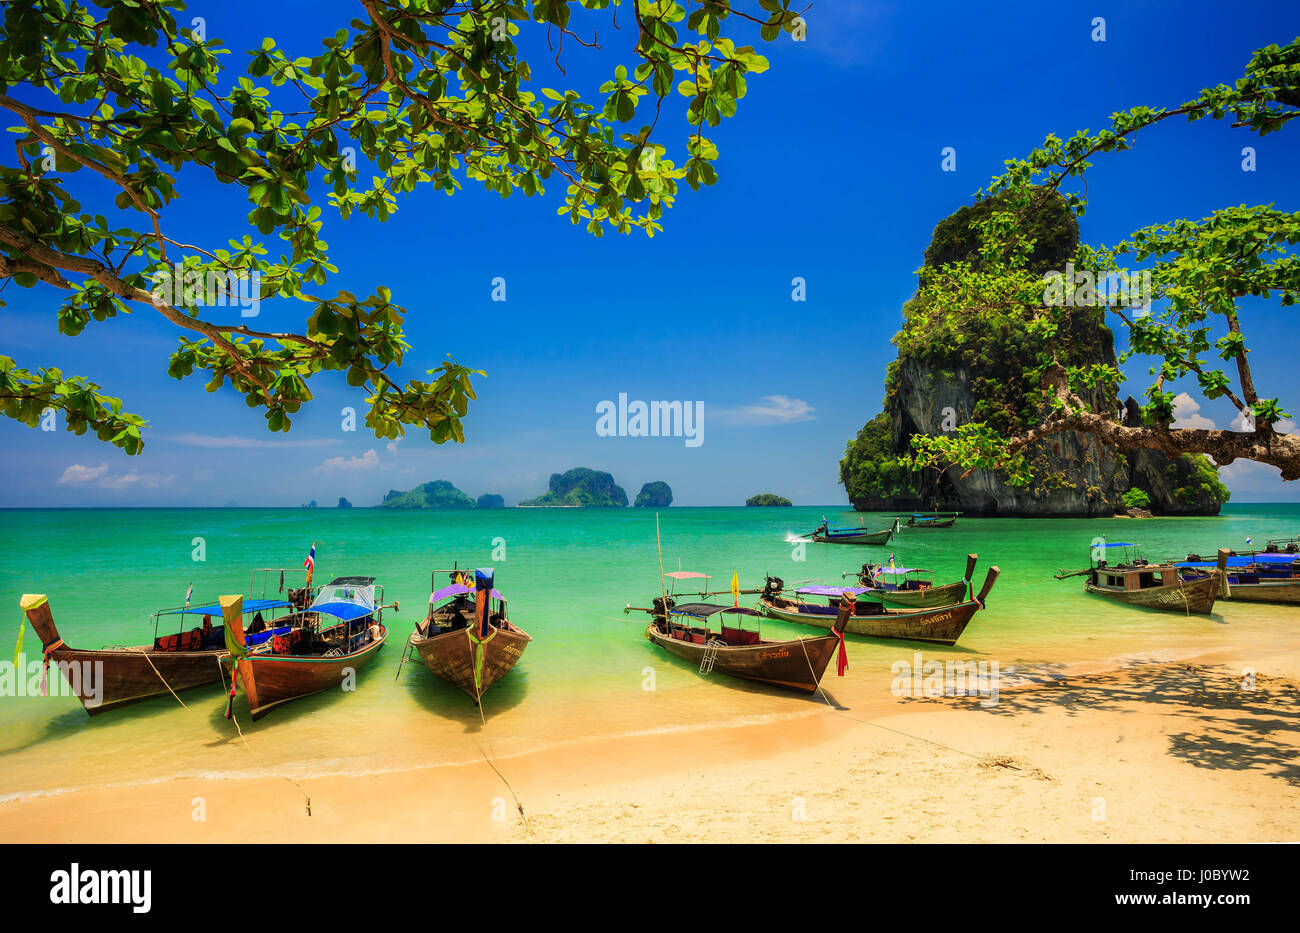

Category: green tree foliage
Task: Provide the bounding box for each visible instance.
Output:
[838,412,916,502]
[0,0,797,452]
[1121,487,1150,510]
[907,38,1300,484]
[745,492,790,506]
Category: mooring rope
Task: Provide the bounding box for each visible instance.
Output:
[213,656,313,815]
[796,636,1028,772]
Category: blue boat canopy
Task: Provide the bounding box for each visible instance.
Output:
[158,598,292,617]
[310,600,376,622]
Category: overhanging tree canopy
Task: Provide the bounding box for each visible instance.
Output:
[0,0,801,452]
[906,37,1300,483]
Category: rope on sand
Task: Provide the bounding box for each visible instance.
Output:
[213,657,313,815]
[797,637,1027,773]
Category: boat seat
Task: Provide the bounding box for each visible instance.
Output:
[154,629,203,652]
[721,626,760,646]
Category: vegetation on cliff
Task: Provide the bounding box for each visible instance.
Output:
[634,482,673,507]
[746,493,792,507]
[521,468,628,507]
[476,494,506,509]
[904,38,1300,484]
[381,480,475,509]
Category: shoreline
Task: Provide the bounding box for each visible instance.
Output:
[3,645,1295,843]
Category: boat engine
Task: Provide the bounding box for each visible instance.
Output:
[652,595,675,616]
[761,575,784,598]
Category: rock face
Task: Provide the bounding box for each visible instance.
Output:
[338,497,353,509]
[476,493,506,509]
[634,481,673,507]
[380,480,476,509]
[746,493,792,507]
[840,193,1228,518]
[521,468,628,507]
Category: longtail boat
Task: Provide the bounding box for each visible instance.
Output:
[1055,543,1217,614]
[757,569,999,645]
[401,566,531,704]
[1177,549,1300,605]
[803,517,898,546]
[842,554,978,608]
[14,570,305,716]
[900,511,960,529]
[628,588,849,694]
[227,575,393,720]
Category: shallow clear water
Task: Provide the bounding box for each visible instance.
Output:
[0,504,1297,799]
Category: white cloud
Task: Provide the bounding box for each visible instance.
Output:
[1171,393,1214,430]
[56,462,172,489]
[172,433,341,449]
[712,395,815,426]
[1229,410,1295,433]
[57,463,109,486]
[99,471,174,490]
[313,449,382,473]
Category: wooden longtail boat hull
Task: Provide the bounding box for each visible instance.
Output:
[1083,575,1218,614]
[233,627,387,720]
[19,593,225,715]
[759,596,980,645]
[1218,580,1300,604]
[645,623,839,693]
[40,646,223,715]
[811,529,892,546]
[411,624,532,702]
[906,519,956,529]
[871,579,969,608]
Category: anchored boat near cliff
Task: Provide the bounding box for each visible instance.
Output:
[401,566,532,704]
[1178,549,1300,605]
[802,517,898,546]
[842,554,979,608]
[899,511,960,529]
[757,570,999,645]
[226,576,393,720]
[15,570,305,716]
[1056,544,1218,615]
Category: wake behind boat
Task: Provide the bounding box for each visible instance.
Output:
[803,517,898,546]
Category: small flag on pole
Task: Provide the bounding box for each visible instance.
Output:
[14,617,24,666]
[303,542,316,585]
[731,569,740,607]
[185,582,193,611]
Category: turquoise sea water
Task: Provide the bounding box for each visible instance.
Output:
[0,504,1297,801]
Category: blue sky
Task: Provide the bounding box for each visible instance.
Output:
[2,0,1298,506]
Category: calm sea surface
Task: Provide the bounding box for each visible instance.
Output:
[1,504,1297,800]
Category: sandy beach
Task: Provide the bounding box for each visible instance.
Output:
[3,645,1295,844]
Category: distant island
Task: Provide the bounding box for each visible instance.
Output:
[521,468,628,507]
[634,481,672,507]
[381,480,476,509]
[746,493,792,507]
[476,493,506,509]
[302,500,318,509]
[338,497,352,509]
